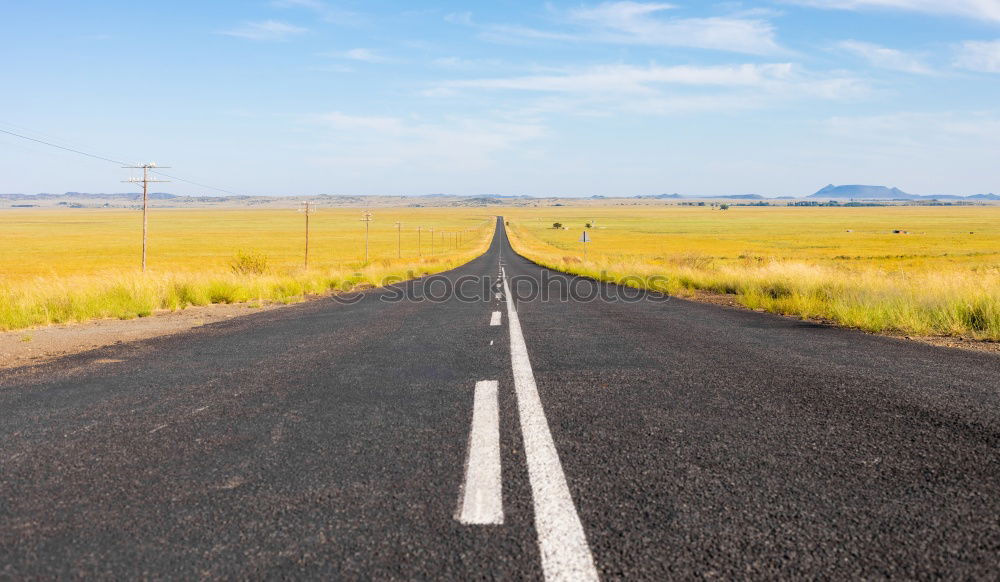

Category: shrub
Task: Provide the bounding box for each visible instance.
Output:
[230,250,269,275]
[553,222,563,229]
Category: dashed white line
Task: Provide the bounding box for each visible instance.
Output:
[501,267,599,582]
[457,380,503,525]
[490,311,502,326]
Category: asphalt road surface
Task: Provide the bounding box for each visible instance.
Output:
[2,218,998,580]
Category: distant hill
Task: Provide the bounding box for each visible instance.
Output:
[0,192,177,201]
[809,185,998,201]
[810,185,915,199]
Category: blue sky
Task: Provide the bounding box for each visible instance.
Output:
[2,0,999,197]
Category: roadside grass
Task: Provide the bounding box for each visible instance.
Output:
[0,209,495,331]
[504,206,1000,340]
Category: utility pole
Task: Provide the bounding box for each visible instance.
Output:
[123,162,170,272]
[360,209,373,263]
[299,202,316,269]
[395,221,401,258]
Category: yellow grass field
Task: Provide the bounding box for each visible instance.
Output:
[504,206,1000,340]
[1,208,495,331]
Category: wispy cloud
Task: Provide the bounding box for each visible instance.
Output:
[271,0,363,25]
[825,111,1000,154]
[313,112,546,171]
[473,1,782,55]
[219,20,307,41]
[429,62,867,117]
[442,63,798,94]
[782,0,1000,24]
[836,40,934,74]
[342,48,393,63]
[954,39,1000,72]
[444,11,474,26]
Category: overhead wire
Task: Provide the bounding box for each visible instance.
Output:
[0,125,241,196]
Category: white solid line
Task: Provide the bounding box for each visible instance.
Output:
[501,268,599,582]
[457,380,503,525]
[490,311,502,326]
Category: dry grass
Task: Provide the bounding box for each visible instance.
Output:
[503,206,1000,340]
[0,208,495,330]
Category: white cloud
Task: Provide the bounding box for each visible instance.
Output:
[314,112,546,171]
[321,112,406,134]
[271,0,363,25]
[342,48,392,63]
[824,112,1000,160]
[443,63,797,94]
[480,1,781,55]
[836,40,934,74]
[219,20,307,41]
[428,62,867,118]
[783,0,1000,23]
[954,39,1000,72]
[444,11,474,26]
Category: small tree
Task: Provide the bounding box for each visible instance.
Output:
[585,222,592,228]
[553,222,563,229]
[719,204,730,211]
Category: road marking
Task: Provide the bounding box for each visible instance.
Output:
[501,268,599,582]
[490,311,502,326]
[457,380,503,525]
[495,293,503,300]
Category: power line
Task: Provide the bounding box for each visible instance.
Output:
[0,127,125,165]
[0,125,241,196]
[148,170,242,196]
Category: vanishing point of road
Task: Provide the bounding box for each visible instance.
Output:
[2,219,998,579]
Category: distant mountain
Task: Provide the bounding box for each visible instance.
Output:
[969,193,1000,200]
[810,185,915,199]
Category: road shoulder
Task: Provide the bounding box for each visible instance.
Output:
[0,301,286,370]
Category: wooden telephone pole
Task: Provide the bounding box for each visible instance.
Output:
[360,210,374,263]
[395,221,402,258]
[123,163,169,272]
[299,202,317,269]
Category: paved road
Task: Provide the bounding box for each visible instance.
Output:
[2,218,998,579]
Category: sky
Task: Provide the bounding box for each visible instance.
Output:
[2,0,999,197]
